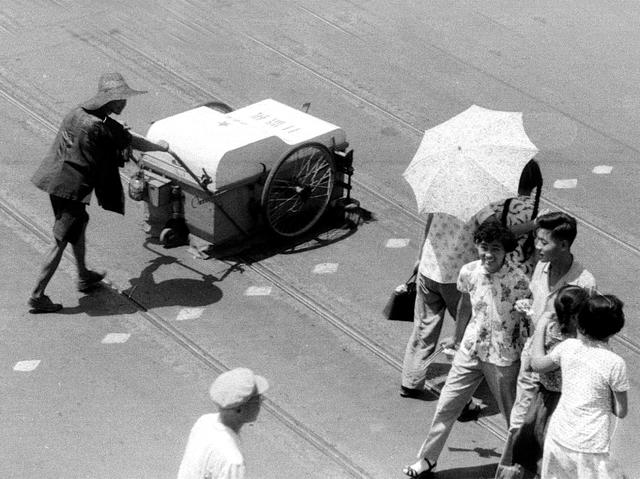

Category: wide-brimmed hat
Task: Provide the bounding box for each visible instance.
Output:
[81,72,147,110]
[209,368,269,409]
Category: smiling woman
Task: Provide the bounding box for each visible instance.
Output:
[402,221,531,478]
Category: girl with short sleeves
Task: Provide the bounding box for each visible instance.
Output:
[530,294,629,479]
[508,285,588,476]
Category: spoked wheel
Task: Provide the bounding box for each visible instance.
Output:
[261,143,336,237]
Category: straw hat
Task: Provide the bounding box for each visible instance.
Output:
[82,72,147,110]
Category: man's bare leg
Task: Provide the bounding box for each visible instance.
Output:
[31,239,67,299]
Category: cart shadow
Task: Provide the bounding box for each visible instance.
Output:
[210,203,377,261]
[121,254,225,309]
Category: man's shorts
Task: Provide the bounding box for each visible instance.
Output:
[50,195,89,244]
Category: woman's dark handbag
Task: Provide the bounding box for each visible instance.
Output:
[383,272,417,322]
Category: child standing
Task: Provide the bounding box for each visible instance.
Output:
[402,221,531,478]
[509,284,589,476]
[530,294,629,479]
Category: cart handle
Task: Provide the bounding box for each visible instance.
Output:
[166,149,251,239]
[167,149,214,196]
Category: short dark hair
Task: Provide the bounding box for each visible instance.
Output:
[474,220,517,253]
[554,285,588,335]
[577,293,625,340]
[536,212,577,246]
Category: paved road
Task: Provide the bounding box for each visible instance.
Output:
[2,1,639,477]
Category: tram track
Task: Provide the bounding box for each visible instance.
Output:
[76,8,640,259]
[22,21,640,357]
[0,194,373,479]
[0,61,512,440]
[2,24,640,450]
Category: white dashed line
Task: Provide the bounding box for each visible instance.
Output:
[386,238,410,248]
[553,179,578,189]
[592,165,613,174]
[13,360,41,372]
[176,307,205,321]
[312,263,339,274]
[244,286,272,296]
[101,333,131,344]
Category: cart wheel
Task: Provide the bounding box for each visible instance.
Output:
[261,143,336,237]
[160,227,179,248]
[202,101,234,113]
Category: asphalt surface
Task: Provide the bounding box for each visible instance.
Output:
[2,1,640,478]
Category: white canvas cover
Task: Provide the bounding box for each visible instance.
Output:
[145,99,346,190]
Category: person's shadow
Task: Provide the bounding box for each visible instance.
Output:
[427,462,498,478]
[58,288,139,317]
[423,447,500,478]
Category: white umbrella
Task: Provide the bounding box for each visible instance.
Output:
[403,105,539,222]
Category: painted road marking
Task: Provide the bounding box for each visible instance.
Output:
[386,238,410,248]
[245,286,272,296]
[592,165,613,174]
[553,179,578,189]
[13,360,41,372]
[176,307,205,321]
[313,263,339,274]
[101,333,131,344]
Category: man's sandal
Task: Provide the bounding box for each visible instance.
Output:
[402,459,436,478]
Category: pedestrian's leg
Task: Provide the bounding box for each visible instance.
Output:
[72,221,105,291]
[482,361,521,477]
[413,350,484,466]
[401,275,448,390]
[509,360,539,430]
[482,361,520,425]
[440,281,462,321]
[28,238,66,312]
[71,221,89,276]
[31,239,67,298]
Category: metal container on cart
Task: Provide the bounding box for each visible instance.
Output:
[137,99,354,247]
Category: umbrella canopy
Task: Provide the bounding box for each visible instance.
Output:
[403,105,539,222]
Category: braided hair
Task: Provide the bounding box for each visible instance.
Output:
[518,159,543,259]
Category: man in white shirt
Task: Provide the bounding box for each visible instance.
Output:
[496,212,596,475]
[177,368,269,479]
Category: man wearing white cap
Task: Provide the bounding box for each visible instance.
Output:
[177,368,269,479]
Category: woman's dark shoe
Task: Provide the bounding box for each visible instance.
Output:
[457,400,482,422]
[400,386,425,398]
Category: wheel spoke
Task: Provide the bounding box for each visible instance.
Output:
[268,196,299,213]
[262,144,336,237]
[306,168,332,189]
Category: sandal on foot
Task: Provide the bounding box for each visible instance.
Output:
[78,270,105,292]
[28,295,62,313]
[402,459,436,478]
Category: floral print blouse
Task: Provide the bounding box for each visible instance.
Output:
[457,259,532,366]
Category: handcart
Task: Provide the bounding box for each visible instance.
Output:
[136,99,355,248]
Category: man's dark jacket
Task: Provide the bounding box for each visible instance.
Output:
[31,106,132,214]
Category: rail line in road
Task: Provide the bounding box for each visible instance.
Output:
[2,28,640,444]
[6,22,640,355]
[78,16,640,261]
[0,194,374,479]
[0,64,512,439]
